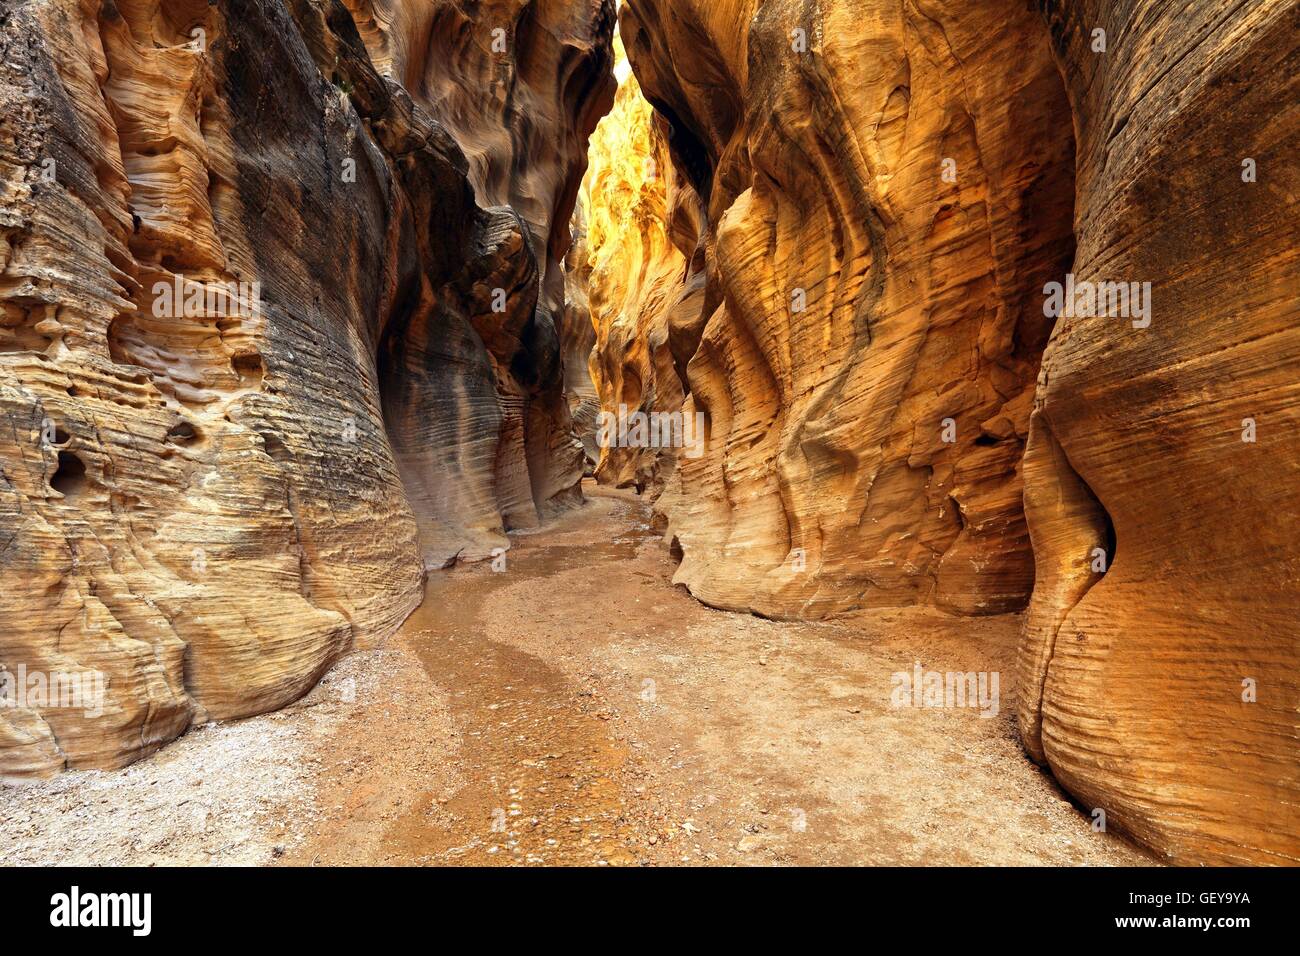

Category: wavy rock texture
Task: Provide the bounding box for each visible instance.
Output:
[616,0,1075,618]
[1015,0,1300,865]
[0,0,612,775]
[599,0,1300,863]
[340,0,616,551]
[559,199,600,471]
[581,37,700,493]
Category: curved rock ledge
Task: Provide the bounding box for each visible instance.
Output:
[0,0,613,774]
[587,0,1300,863]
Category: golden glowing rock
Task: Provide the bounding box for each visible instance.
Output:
[616,0,1073,618]
[596,0,1300,864]
[1016,0,1300,865]
[580,36,697,492]
[0,0,612,774]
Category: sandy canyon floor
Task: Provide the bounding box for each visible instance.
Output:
[0,483,1151,866]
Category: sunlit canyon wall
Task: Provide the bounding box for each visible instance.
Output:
[587,0,1299,863]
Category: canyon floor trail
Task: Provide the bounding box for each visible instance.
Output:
[0,483,1149,866]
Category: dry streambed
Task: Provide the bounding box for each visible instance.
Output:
[0,485,1150,866]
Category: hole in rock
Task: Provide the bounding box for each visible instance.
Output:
[1099,499,1118,576]
[258,429,290,461]
[232,351,264,386]
[50,450,87,497]
[166,420,201,444]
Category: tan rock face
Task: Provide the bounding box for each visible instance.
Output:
[580,37,697,494]
[2,0,1294,868]
[560,199,600,472]
[1016,0,1300,865]
[593,0,1299,862]
[0,0,612,774]
[341,0,616,554]
[616,0,1074,618]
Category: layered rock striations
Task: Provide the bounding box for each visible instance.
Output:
[559,198,600,471]
[580,36,699,493]
[616,0,1075,618]
[0,0,612,775]
[1016,0,1300,865]
[339,0,616,554]
[3,0,1295,867]
[595,0,1300,863]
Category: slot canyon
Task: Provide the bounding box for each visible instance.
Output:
[0,0,1296,868]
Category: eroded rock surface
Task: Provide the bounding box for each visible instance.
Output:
[3,0,1295,869]
[594,0,1299,863]
[0,0,612,774]
[340,0,616,554]
[1015,0,1300,865]
[581,36,698,493]
[559,199,600,471]
[614,0,1074,618]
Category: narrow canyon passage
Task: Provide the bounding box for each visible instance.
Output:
[1,0,1295,873]
[1,483,1147,865]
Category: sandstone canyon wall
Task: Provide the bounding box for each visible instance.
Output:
[581,36,698,493]
[560,197,600,472]
[616,0,1075,619]
[340,0,615,548]
[0,0,612,774]
[593,0,1299,863]
[1016,0,1300,865]
[2,0,1295,868]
